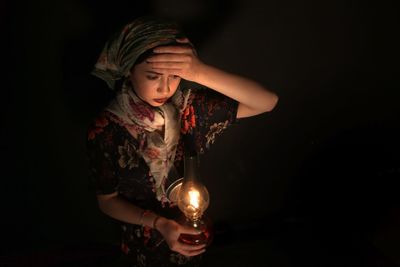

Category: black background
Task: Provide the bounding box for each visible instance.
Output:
[3,0,400,266]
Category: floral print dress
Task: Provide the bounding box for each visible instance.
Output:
[87,88,238,267]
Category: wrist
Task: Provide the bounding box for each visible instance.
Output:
[152,215,162,230]
[139,210,158,228]
[153,216,169,232]
[191,61,208,84]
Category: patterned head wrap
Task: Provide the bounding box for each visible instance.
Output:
[92,16,185,90]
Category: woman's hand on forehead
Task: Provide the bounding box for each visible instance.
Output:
[146,38,202,82]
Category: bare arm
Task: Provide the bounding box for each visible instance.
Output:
[97,192,206,256]
[97,192,157,227]
[149,40,279,118]
[193,64,278,118]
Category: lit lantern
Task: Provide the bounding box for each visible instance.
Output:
[177,155,212,245]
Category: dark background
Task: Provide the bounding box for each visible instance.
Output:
[3,0,400,266]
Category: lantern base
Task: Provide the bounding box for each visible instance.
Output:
[178,215,213,246]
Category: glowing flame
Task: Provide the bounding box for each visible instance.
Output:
[189,189,200,209]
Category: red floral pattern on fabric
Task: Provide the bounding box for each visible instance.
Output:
[144,147,160,160]
[143,226,152,246]
[181,105,196,134]
[87,112,109,140]
[106,111,126,127]
[129,99,155,122]
[121,242,130,255]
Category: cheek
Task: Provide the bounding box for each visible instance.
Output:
[141,80,158,93]
[170,79,181,91]
[133,78,157,97]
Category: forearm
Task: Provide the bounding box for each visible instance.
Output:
[149,43,278,116]
[97,194,159,228]
[97,193,205,256]
[194,64,278,114]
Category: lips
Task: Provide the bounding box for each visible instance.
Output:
[153,98,168,104]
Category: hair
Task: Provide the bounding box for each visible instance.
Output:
[133,48,157,66]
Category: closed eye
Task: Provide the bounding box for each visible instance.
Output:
[146,75,159,80]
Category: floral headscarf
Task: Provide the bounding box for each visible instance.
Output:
[92,16,185,90]
[92,17,192,202]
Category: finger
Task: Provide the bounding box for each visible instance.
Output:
[168,242,205,256]
[150,62,189,70]
[150,69,181,77]
[179,248,206,257]
[147,54,191,63]
[175,37,190,43]
[177,242,206,252]
[174,244,206,256]
[153,46,192,54]
[179,226,203,236]
[189,248,206,256]
[150,68,183,79]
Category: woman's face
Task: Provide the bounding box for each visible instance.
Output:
[130,61,181,107]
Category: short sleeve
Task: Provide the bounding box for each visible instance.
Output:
[181,88,239,153]
[86,114,120,195]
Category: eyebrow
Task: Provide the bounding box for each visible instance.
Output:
[145,71,162,75]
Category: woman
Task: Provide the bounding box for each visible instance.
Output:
[87,16,278,266]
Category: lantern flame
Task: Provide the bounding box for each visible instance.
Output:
[189,189,200,209]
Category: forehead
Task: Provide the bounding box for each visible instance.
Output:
[132,61,153,73]
[133,61,179,77]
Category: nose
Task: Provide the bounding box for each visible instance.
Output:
[157,77,170,95]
